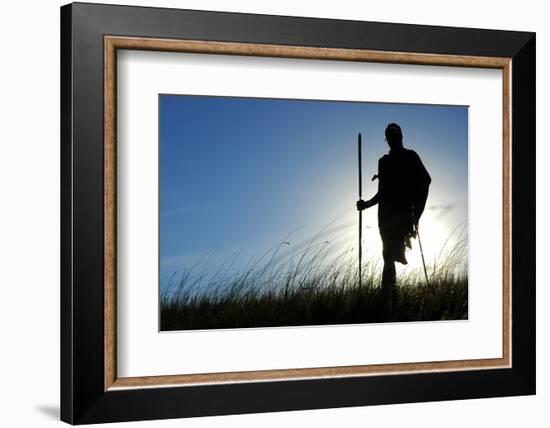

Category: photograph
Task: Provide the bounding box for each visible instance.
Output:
[159,95,469,331]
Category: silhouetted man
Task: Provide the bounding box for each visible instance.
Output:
[357,123,431,316]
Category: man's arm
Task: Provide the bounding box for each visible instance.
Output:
[357,158,382,211]
[357,192,379,211]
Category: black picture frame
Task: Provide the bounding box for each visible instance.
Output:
[61,2,535,424]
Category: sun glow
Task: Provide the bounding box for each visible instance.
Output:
[365,211,466,279]
[319,203,467,283]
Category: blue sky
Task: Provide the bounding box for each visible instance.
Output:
[159,95,468,293]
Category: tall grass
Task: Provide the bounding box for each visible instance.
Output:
[160,225,468,331]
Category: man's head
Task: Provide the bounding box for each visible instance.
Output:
[385,123,403,150]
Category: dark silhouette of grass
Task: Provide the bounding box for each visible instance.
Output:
[160,226,468,331]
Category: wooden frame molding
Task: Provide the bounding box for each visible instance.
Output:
[104,35,512,391]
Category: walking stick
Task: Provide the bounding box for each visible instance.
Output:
[415,222,430,287]
[358,133,363,287]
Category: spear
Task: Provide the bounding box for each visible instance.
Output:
[358,133,363,287]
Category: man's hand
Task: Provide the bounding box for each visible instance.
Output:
[356,199,372,211]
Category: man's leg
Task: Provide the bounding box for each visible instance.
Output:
[381,248,396,320]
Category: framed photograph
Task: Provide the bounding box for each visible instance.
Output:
[60,2,535,424]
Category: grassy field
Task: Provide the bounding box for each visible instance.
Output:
[160,231,468,331]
